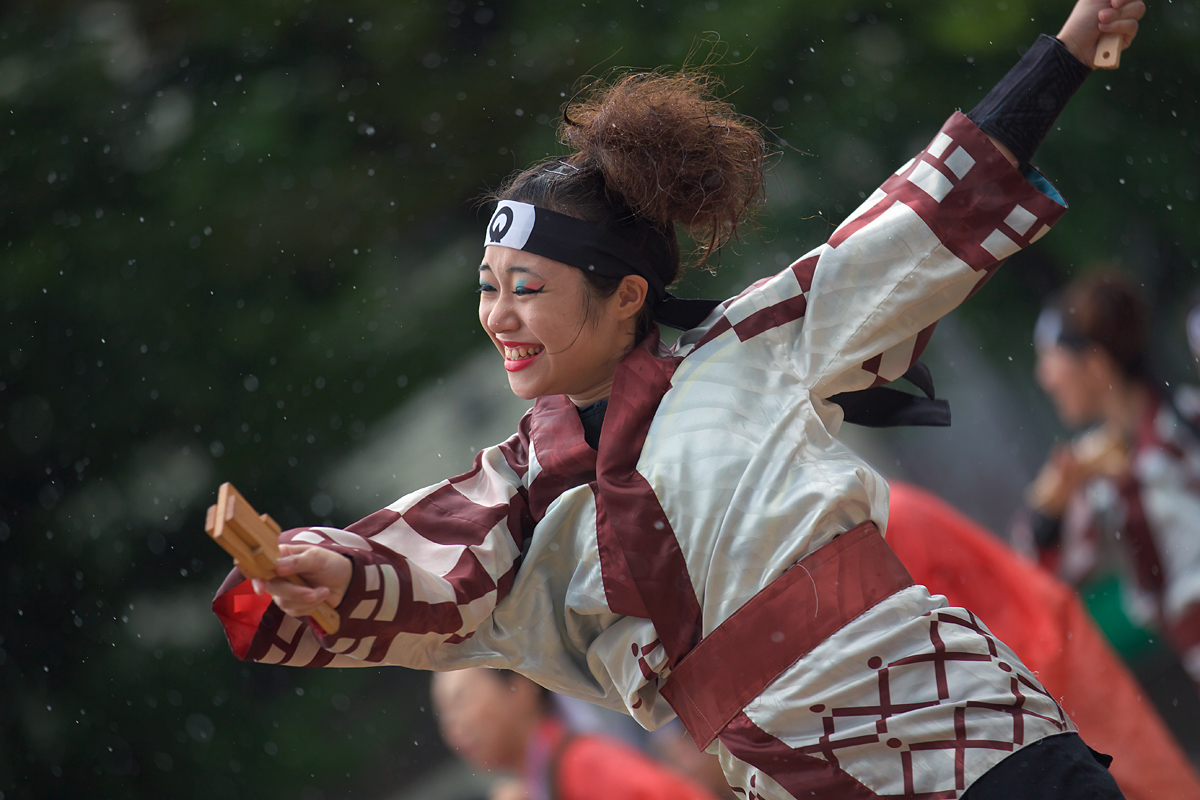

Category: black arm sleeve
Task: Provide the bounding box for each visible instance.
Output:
[966,34,1092,169]
[1030,509,1065,550]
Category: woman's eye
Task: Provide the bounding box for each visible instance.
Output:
[513,285,544,296]
[477,282,496,294]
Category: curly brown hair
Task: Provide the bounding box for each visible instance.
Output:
[492,69,768,340]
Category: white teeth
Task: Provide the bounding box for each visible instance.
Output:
[504,345,544,360]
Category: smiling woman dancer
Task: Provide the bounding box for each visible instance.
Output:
[213,1,1144,797]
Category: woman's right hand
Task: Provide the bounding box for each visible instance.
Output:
[251,543,353,620]
[1057,0,1146,66]
[1027,426,1129,515]
[1027,444,1083,516]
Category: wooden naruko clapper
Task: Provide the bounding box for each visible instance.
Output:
[205,482,340,635]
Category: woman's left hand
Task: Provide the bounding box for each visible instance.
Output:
[250,544,352,619]
[1057,0,1146,66]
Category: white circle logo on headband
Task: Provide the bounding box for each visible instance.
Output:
[485,201,536,250]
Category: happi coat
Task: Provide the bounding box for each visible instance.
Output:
[215,113,1075,799]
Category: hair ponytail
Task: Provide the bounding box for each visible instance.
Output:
[492,68,768,339]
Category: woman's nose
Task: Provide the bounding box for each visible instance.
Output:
[486,294,517,332]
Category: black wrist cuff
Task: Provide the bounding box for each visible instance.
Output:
[967,34,1091,168]
[1030,509,1065,549]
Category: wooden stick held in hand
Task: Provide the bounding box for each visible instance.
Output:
[205,482,341,635]
[1094,32,1123,68]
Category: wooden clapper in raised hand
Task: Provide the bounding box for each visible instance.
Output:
[1094,32,1123,68]
[205,482,340,635]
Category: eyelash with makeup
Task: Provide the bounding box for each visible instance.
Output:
[476,283,544,295]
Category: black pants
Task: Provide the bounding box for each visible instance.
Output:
[963,733,1125,799]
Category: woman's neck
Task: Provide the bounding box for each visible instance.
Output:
[567,376,615,407]
[566,329,643,407]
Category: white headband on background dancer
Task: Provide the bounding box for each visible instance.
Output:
[482,199,951,429]
[1034,306,1092,353]
[1188,304,1200,360]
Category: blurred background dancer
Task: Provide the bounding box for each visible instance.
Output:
[431,668,722,800]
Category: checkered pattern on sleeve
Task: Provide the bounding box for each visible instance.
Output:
[241,426,534,667]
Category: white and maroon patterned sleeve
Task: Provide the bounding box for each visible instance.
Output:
[212,415,534,669]
[692,112,1067,400]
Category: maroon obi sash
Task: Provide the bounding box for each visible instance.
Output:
[659,521,914,750]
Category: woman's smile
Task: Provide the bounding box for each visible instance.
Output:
[500,341,546,371]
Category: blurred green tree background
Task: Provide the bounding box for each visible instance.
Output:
[2,0,1197,798]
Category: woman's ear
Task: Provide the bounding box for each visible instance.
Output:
[613,275,649,321]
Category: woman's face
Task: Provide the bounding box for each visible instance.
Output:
[1035,344,1107,428]
[478,245,642,406]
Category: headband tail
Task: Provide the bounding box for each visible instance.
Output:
[654,294,722,331]
[830,362,952,428]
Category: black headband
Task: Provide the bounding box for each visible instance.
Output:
[484,201,669,306]
[484,201,727,331]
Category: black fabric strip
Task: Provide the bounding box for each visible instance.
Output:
[1030,510,1064,549]
[655,294,723,331]
[828,362,952,429]
[580,358,949,434]
[966,34,1092,168]
[961,733,1122,800]
[577,399,608,450]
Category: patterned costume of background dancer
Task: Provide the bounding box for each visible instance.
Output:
[1017,273,1200,689]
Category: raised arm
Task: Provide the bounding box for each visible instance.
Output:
[751,0,1146,404]
[979,0,1145,170]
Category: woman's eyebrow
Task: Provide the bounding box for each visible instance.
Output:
[477,264,545,279]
